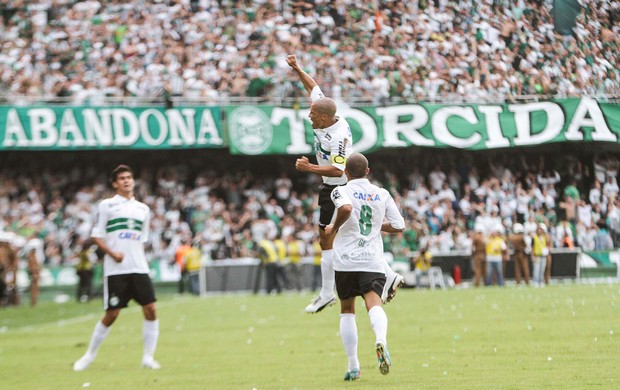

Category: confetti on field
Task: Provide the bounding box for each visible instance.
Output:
[547,356,553,361]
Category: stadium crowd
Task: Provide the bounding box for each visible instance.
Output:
[1,150,619,272]
[0,0,619,105]
[2,0,620,303]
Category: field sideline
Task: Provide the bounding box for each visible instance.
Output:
[1,283,619,389]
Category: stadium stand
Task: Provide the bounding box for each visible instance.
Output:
[0,0,618,105]
[0,1,619,297]
[0,148,618,267]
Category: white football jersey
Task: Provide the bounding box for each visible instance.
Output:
[330,178,405,272]
[91,194,151,276]
[311,86,353,186]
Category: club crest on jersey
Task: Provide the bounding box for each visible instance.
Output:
[332,189,342,199]
[353,192,380,201]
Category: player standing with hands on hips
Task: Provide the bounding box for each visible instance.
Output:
[73,165,160,371]
[325,152,405,380]
[286,55,404,313]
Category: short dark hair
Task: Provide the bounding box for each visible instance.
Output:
[346,152,368,179]
[110,164,133,184]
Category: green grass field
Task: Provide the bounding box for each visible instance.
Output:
[1,283,619,389]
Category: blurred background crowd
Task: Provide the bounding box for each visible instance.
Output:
[0,0,619,105]
[1,148,618,270]
[1,0,620,305]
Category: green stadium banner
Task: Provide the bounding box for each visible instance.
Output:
[0,106,224,150]
[2,98,619,153]
[226,97,620,155]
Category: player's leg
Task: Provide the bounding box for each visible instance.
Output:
[305,186,338,313]
[337,271,360,381]
[361,273,391,375]
[73,309,120,371]
[381,260,404,304]
[73,274,128,371]
[133,274,160,369]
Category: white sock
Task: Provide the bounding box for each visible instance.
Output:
[384,260,396,281]
[142,319,160,360]
[320,249,335,299]
[86,321,111,357]
[340,314,359,371]
[368,305,388,346]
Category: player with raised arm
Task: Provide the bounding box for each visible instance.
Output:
[73,165,160,371]
[325,152,405,380]
[286,54,404,313]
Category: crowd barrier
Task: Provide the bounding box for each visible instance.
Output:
[427,248,581,281]
[13,248,588,294]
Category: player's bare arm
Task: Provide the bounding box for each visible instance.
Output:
[326,204,353,236]
[295,156,343,177]
[381,222,405,234]
[286,54,318,94]
[93,237,124,263]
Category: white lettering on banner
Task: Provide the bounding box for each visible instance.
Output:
[29,108,58,147]
[1,99,618,150]
[479,106,510,148]
[139,109,168,146]
[3,108,29,146]
[377,105,434,147]
[3,108,223,148]
[433,106,481,148]
[83,109,113,146]
[196,109,223,145]
[340,108,377,152]
[511,102,564,146]
[112,109,140,146]
[58,109,86,146]
[167,109,192,145]
[565,97,617,142]
[271,107,312,154]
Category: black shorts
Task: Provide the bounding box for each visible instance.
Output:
[104,273,156,310]
[318,183,338,228]
[335,271,386,300]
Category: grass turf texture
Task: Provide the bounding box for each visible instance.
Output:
[1,283,619,389]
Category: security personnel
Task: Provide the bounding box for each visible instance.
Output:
[257,238,281,294]
[509,223,530,285]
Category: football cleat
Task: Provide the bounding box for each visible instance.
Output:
[376,342,392,375]
[305,295,336,313]
[141,357,161,369]
[72,353,94,371]
[381,273,405,304]
[343,368,361,381]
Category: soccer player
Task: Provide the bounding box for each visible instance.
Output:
[325,152,405,380]
[73,165,160,371]
[286,55,404,313]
